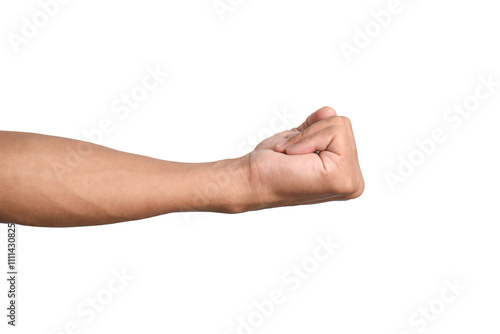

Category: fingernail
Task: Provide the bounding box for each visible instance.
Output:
[276,139,288,147]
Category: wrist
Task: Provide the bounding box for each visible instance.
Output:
[187,156,254,214]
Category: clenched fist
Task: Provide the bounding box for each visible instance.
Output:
[242,106,364,211]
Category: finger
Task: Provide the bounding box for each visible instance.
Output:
[254,129,298,151]
[340,117,361,172]
[342,117,358,157]
[276,115,344,152]
[294,106,337,132]
[342,117,363,185]
[285,125,347,156]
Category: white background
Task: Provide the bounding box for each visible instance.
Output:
[1,0,499,333]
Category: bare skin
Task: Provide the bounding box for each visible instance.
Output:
[0,107,364,227]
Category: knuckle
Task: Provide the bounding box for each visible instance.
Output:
[341,116,354,131]
[327,125,339,135]
[295,130,307,140]
[348,175,365,199]
[335,176,363,199]
[337,175,357,196]
[326,115,346,127]
[326,115,340,124]
[327,158,364,199]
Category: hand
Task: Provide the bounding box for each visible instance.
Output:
[242,106,364,211]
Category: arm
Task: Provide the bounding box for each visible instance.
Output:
[0,107,364,227]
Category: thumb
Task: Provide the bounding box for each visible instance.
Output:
[293,106,336,132]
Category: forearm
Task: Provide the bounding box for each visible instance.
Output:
[0,131,251,227]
